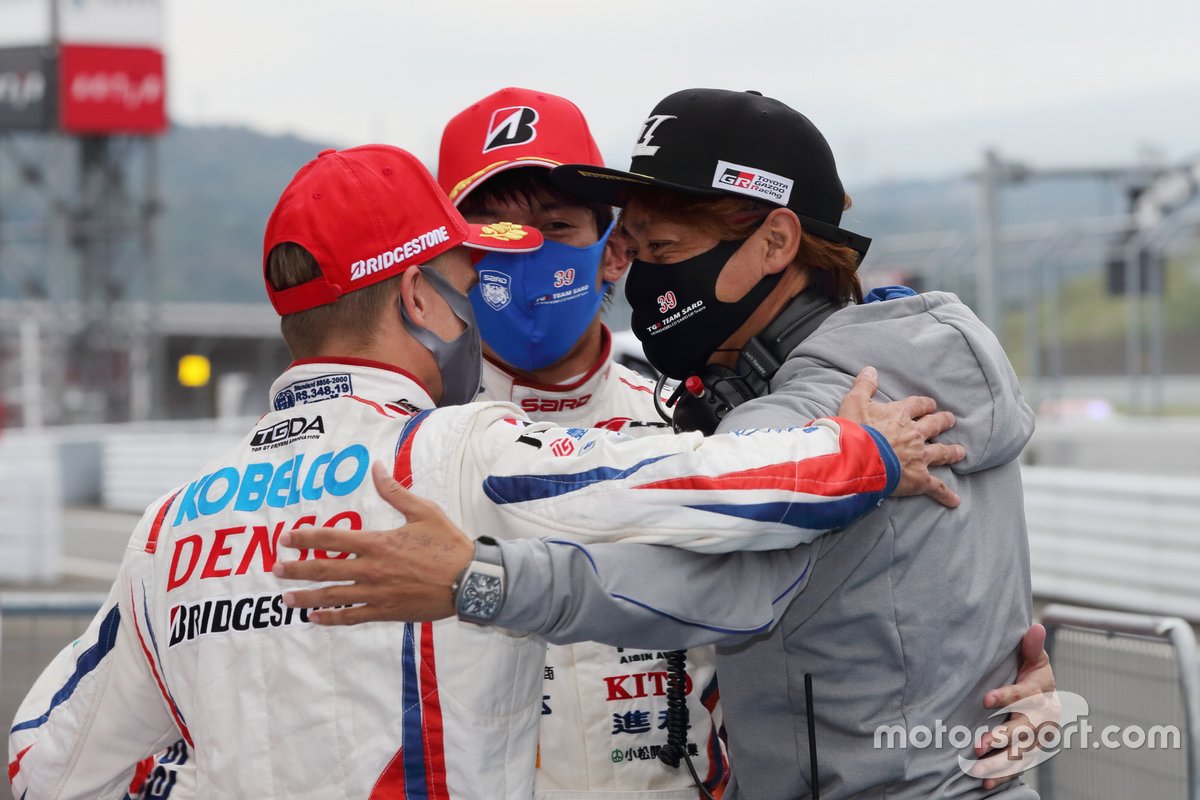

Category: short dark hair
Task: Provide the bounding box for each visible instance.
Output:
[457,167,613,238]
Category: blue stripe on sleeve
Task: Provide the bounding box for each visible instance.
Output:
[483,454,676,504]
[11,605,121,733]
[864,425,901,497]
[685,493,882,532]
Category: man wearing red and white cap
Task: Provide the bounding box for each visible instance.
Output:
[10,144,954,798]
[439,88,730,799]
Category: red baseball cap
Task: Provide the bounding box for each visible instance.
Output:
[438,87,605,207]
[263,144,543,316]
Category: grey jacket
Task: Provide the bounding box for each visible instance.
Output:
[492,292,1037,799]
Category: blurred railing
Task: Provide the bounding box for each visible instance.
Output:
[0,592,106,800]
[1025,466,1200,621]
[1036,604,1200,800]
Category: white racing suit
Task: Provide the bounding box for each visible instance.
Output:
[479,328,728,799]
[9,359,898,800]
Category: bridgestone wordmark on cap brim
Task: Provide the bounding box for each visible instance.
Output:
[552,163,872,257]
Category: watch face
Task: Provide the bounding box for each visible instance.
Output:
[460,572,503,619]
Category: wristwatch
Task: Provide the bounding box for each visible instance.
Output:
[451,536,506,624]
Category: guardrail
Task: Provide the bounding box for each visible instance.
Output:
[1038,604,1200,800]
[1024,466,1200,621]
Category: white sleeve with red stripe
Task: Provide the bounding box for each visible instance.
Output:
[471,415,899,554]
[9,500,182,800]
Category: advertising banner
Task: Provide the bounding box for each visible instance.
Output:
[0,45,56,130]
[59,44,165,133]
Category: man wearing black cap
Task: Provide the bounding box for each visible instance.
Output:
[281,90,1042,799]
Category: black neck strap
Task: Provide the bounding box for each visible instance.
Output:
[736,290,842,391]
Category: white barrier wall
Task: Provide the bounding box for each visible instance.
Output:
[0,433,60,581]
[1024,465,1200,621]
[101,425,249,513]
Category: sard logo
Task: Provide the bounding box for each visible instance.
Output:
[251,415,325,450]
[631,114,676,157]
[519,395,591,414]
[478,269,512,311]
[484,105,538,152]
[712,160,794,205]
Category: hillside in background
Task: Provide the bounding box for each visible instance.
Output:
[158,127,336,302]
[0,124,1169,303]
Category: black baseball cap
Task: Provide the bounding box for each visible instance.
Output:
[551,88,870,257]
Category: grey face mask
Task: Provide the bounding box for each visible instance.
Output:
[399,265,483,406]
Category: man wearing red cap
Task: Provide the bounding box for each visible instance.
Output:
[9,144,961,798]
[438,87,729,800]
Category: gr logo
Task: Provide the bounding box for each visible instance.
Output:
[484,106,538,152]
[718,168,755,189]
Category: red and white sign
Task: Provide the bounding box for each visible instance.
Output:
[59,44,165,133]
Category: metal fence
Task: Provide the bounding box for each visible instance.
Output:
[860,205,1200,415]
[1037,604,1200,800]
[0,592,105,800]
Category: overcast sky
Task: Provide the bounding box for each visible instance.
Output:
[166,0,1200,186]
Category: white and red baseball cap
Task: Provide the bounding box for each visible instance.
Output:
[263,144,543,315]
[438,87,604,207]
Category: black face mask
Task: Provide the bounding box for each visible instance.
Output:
[625,237,783,380]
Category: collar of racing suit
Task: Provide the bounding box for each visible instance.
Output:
[479,325,614,417]
[268,357,436,413]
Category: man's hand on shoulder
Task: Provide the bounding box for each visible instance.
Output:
[273,463,473,625]
[837,366,966,508]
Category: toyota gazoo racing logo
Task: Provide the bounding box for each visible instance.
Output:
[483,105,538,152]
[478,270,512,310]
[712,160,794,205]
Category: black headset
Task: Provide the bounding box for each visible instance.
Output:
[655,291,843,435]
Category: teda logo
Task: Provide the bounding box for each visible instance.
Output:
[484,106,538,152]
[631,114,676,157]
[251,416,326,448]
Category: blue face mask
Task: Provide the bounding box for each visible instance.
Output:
[471,222,614,373]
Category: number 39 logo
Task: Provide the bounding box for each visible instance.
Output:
[657,291,677,314]
[553,269,575,288]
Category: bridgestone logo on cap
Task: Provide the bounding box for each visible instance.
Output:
[350,225,450,281]
[712,160,794,205]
